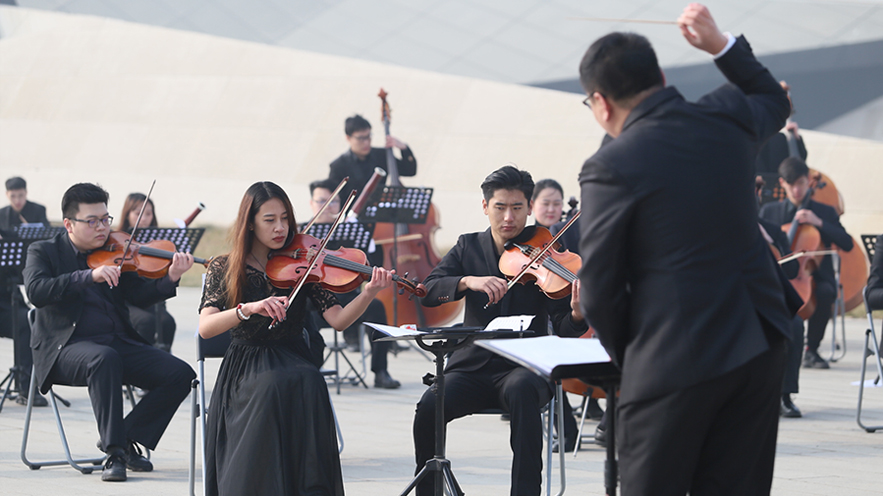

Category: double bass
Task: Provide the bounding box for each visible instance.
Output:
[371,89,463,326]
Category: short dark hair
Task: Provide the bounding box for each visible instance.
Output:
[579,32,663,104]
[309,178,338,196]
[532,178,563,201]
[481,165,534,203]
[345,115,371,136]
[62,183,109,219]
[5,177,26,191]
[779,157,810,184]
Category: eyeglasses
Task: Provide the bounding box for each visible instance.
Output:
[313,199,340,207]
[351,133,371,142]
[70,216,113,229]
[582,92,604,110]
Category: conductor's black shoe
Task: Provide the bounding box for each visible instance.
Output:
[101,453,127,482]
[587,398,604,420]
[374,370,401,389]
[16,392,48,407]
[781,394,802,418]
[594,424,607,448]
[803,350,830,369]
[125,441,153,472]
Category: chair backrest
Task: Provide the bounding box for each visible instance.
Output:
[861,234,879,264]
[198,332,231,361]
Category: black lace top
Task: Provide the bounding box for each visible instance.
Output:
[199,255,339,341]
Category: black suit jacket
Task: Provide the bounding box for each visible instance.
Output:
[758,199,852,284]
[328,147,417,202]
[578,36,794,405]
[421,227,587,373]
[0,201,49,232]
[22,233,177,393]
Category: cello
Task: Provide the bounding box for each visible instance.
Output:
[371,89,463,327]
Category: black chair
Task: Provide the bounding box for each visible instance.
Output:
[856,234,882,433]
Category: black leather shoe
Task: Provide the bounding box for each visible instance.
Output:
[781,394,802,418]
[373,370,401,389]
[101,453,127,482]
[587,398,604,420]
[594,424,607,448]
[803,350,830,369]
[125,441,153,472]
[16,392,48,407]
[552,434,579,453]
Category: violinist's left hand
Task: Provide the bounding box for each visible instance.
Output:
[794,209,823,228]
[570,279,584,323]
[364,267,394,296]
[168,252,195,283]
[386,135,407,150]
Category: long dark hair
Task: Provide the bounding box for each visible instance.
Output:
[224,182,296,307]
[120,193,157,232]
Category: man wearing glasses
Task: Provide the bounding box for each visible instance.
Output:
[328,114,417,203]
[23,183,196,482]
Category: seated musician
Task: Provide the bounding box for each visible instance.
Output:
[759,157,854,369]
[306,179,401,389]
[119,193,177,352]
[868,234,883,310]
[22,183,196,482]
[328,114,417,202]
[1,176,50,232]
[1,177,52,406]
[413,165,587,496]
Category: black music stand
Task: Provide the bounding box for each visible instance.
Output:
[12,226,67,240]
[131,227,206,351]
[0,239,29,412]
[370,324,530,496]
[478,336,622,496]
[359,186,433,327]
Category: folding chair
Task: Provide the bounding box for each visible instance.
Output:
[856,234,882,432]
[189,321,345,496]
[20,308,143,474]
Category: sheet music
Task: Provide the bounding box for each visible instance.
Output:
[485,315,534,331]
[365,322,424,338]
[477,336,611,377]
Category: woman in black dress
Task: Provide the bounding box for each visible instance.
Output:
[198,181,393,495]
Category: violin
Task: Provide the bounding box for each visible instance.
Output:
[87,231,212,278]
[497,222,581,301]
[266,233,426,297]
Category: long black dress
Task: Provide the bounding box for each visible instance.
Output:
[199,256,345,496]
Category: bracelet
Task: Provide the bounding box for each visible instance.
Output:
[236,304,250,321]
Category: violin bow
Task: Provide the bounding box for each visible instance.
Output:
[117,179,156,272]
[269,190,358,329]
[777,249,838,265]
[484,211,581,309]
[301,177,348,235]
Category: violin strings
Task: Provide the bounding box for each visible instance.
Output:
[525,246,577,282]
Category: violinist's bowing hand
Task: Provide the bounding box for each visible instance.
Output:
[570,279,584,322]
[364,267,394,296]
[677,4,728,55]
[464,276,508,305]
[245,296,290,322]
[167,252,195,282]
[92,264,121,288]
[794,209,823,228]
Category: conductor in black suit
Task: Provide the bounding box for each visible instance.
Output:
[23,183,196,482]
[577,5,796,495]
[759,156,854,369]
[414,165,587,496]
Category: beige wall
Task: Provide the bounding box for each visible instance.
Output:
[1,7,879,256]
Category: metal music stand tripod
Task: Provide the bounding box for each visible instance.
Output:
[0,238,29,412]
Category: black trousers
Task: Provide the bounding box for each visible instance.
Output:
[48,336,195,451]
[318,293,391,373]
[617,338,785,496]
[413,358,552,496]
[806,277,836,353]
[0,287,34,394]
[128,302,176,352]
[782,315,803,395]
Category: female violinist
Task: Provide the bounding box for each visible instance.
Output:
[119,193,176,352]
[197,181,393,496]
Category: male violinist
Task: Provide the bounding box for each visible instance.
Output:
[759,156,854,369]
[23,183,197,482]
[414,165,587,496]
[305,179,401,389]
[328,114,417,203]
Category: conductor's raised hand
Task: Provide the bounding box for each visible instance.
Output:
[678,3,728,55]
[364,267,394,296]
[465,275,509,305]
[244,296,290,322]
[167,252,195,282]
[570,279,584,322]
[92,264,121,288]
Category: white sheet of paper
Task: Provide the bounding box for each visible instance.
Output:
[364,322,423,338]
[484,315,534,331]
[478,335,611,377]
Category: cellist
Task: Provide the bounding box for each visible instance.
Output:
[759,157,854,369]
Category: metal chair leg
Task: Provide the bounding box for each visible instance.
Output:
[857,317,883,432]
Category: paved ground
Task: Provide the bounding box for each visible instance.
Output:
[1,286,881,496]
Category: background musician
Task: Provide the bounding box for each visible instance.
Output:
[305,179,401,389]
[328,114,417,203]
[23,183,195,482]
[530,178,564,229]
[119,193,177,352]
[414,165,587,496]
[0,177,49,232]
[759,157,854,369]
